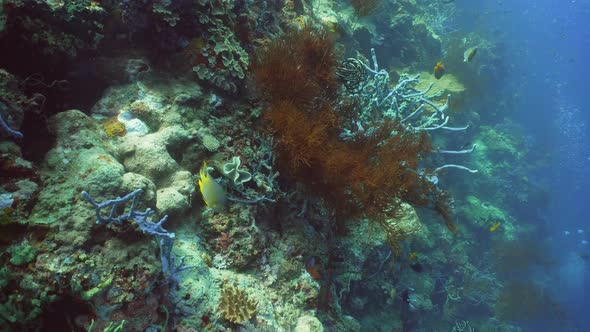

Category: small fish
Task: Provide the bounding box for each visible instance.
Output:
[409,262,423,273]
[401,289,410,304]
[409,252,418,261]
[582,240,589,245]
[305,256,322,280]
[433,61,445,79]
[564,230,571,236]
[326,21,337,33]
[322,17,340,34]
[198,161,227,212]
[489,222,502,232]
[293,16,306,29]
[577,229,584,234]
[464,47,478,62]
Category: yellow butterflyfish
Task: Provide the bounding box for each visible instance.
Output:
[489,222,502,232]
[198,161,227,212]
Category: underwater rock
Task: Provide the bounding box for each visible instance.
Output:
[0,0,105,60]
[459,195,517,240]
[156,187,189,216]
[0,141,39,223]
[386,12,442,65]
[475,125,524,160]
[0,69,29,134]
[198,131,221,152]
[91,85,139,121]
[74,149,125,195]
[120,172,157,206]
[167,171,194,195]
[117,111,149,136]
[29,147,124,226]
[47,110,107,152]
[24,110,126,226]
[118,126,188,187]
[294,315,324,332]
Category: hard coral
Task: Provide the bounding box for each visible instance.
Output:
[218,284,257,324]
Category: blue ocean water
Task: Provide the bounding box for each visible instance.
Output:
[459,0,590,329]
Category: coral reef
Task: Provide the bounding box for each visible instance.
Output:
[253,26,447,236]
[0,0,547,331]
[350,0,382,17]
[218,284,258,324]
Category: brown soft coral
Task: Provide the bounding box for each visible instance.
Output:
[264,98,432,224]
[252,24,338,107]
[263,100,336,171]
[253,26,447,246]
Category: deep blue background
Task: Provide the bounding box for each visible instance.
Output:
[456,0,590,329]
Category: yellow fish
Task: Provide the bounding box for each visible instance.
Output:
[433,61,445,79]
[198,161,227,212]
[464,47,478,62]
[293,16,306,29]
[489,222,502,232]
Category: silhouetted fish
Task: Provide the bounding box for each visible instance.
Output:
[410,262,423,273]
[401,289,410,304]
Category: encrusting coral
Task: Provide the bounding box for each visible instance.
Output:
[102,117,126,138]
[218,284,257,324]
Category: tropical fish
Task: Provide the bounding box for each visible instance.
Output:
[460,142,472,150]
[293,16,306,29]
[198,161,227,212]
[409,262,423,273]
[401,289,410,304]
[464,47,478,62]
[409,251,418,261]
[433,61,445,79]
[489,222,502,232]
[305,256,322,280]
[322,16,340,34]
